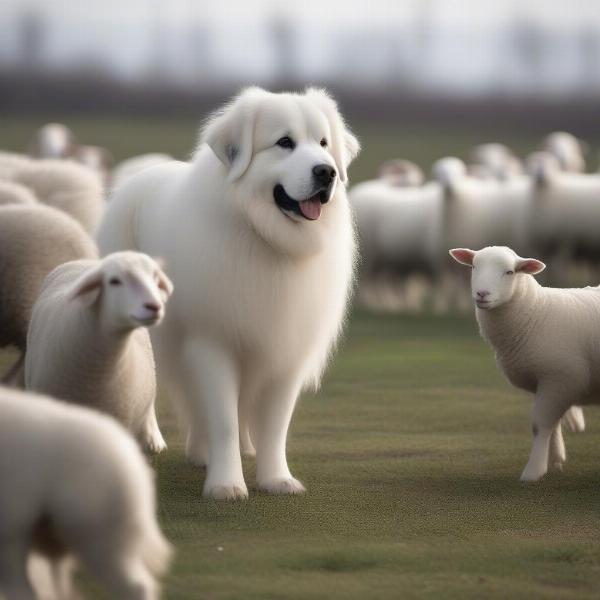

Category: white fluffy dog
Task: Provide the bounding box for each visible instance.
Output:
[98,87,359,499]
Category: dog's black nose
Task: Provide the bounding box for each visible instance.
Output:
[312,164,336,186]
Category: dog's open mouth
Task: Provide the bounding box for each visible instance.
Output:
[273,184,330,221]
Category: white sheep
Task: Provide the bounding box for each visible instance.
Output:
[450,245,595,481]
[470,143,523,181]
[6,159,105,234]
[0,385,172,599]
[0,151,32,178]
[0,204,97,384]
[542,131,587,173]
[28,123,77,160]
[527,150,600,283]
[0,180,37,206]
[25,251,174,453]
[350,177,444,311]
[377,159,425,187]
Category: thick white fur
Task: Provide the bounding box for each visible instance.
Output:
[542,131,586,173]
[0,205,97,384]
[98,87,359,499]
[0,180,38,206]
[450,246,597,482]
[0,386,172,600]
[111,153,175,190]
[7,159,104,234]
[25,252,173,453]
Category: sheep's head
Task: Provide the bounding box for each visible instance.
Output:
[69,251,174,331]
[449,246,545,310]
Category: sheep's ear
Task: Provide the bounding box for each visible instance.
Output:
[517,258,546,275]
[449,248,476,266]
[305,88,360,183]
[69,268,103,305]
[200,88,263,182]
[157,270,174,297]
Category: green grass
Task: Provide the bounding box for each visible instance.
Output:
[4,311,600,599]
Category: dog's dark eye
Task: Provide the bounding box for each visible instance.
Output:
[320,138,328,148]
[506,270,514,275]
[276,136,295,150]
[109,277,122,286]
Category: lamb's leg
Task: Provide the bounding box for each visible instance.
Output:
[520,391,568,482]
[549,422,566,471]
[562,406,585,433]
[182,339,247,500]
[253,377,305,495]
[140,404,167,454]
[0,540,35,600]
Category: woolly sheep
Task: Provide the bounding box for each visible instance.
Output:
[0,151,32,179]
[25,251,174,452]
[450,246,596,481]
[377,159,425,187]
[527,151,600,283]
[0,180,37,206]
[470,143,523,181]
[0,385,172,599]
[7,159,105,234]
[28,123,77,160]
[542,131,587,173]
[73,144,114,186]
[350,177,444,311]
[0,205,97,384]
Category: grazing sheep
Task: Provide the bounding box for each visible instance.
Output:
[528,150,600,283]
[25,252,173,452]
[542,131,587,173]
[377,159,424,187]
[0,180,37,206]
[7,159,105,234]
[350,177,444,311]
[470,143,523,181]
[28,123,77,160]
[0,205,97,384]
[450,245,596,481]
[0,385,172,600]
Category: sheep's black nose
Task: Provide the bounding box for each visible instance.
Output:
[144,302,160,313]
[312,164,336,186]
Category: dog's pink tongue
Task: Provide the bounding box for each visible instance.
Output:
[298,198,321,220]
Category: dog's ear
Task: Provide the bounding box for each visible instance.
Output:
[306,88,360,184]
[200,88,264,183]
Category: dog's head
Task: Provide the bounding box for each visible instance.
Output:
[200,87,359,255]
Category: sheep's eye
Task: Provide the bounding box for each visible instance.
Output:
[506,270,514,275]
[276,136,295,150]
[320,138,328,148]
[109,277,122,286]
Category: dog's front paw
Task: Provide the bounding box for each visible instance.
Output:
[258,477,306,495]
[203,481,248,500]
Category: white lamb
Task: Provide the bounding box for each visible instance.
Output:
[542,131,587,173]
[25,251,173,453]
[6,159,105,234]
[377,159,424,187]
[0,385,171,599]
[28,123,77,160]
[470,143,523,181]
[450,246,594,481]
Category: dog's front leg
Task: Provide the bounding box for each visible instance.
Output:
[253,376,306,495]
[183,338,247,500]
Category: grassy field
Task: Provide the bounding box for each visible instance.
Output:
[3,311,600,599]
[2,113,600,597]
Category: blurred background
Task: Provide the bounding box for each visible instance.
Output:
[2,0,600,178]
